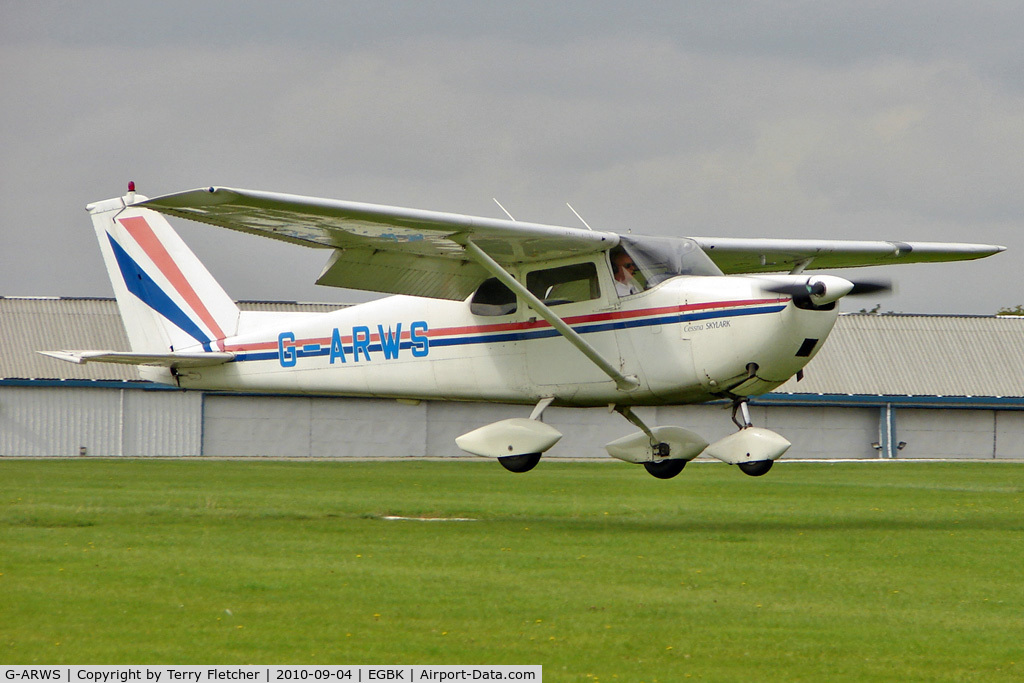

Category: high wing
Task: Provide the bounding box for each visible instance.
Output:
[690,236,1004,274]
[140,187,616,300]
[140,188,1005,299]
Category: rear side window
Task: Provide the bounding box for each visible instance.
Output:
[526,263,601,306]
[470,277,517,316]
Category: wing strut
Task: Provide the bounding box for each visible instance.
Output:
[464,241,639,392]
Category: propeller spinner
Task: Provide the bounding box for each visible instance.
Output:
[762,275,892,305]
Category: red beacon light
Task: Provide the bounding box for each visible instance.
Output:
[127,181,136,193]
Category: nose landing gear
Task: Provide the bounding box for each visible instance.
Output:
[732,397,754,430]
[737,459,774,477]
[703,397,788,476]
[732,397,775,475]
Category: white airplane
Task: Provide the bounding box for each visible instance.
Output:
[44,184,1004,477]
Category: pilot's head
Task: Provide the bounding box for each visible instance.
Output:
[611,249,637,283]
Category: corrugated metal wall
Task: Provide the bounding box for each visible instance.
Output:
[996,412,1024,459]
[201,395,429,457]
[122,390,202,456]
[0,386,200,456]
[2,386,1021,459]
[0,387,121,456]
[198,396,1019,461]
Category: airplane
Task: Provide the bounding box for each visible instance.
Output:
[42,183,1005,478]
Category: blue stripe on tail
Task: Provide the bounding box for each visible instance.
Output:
[107,233,213,350]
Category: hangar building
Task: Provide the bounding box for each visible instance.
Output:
[2,296,1022,460]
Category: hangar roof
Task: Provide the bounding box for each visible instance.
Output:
[2,296,1023,398]
[774,312,1024,399]
[0,297,341,383]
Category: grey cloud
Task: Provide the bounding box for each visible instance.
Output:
[1,3,1020,312]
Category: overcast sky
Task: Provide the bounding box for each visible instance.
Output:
[2,1,1021,313]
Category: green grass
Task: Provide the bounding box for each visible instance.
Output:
[1,459,1022,681]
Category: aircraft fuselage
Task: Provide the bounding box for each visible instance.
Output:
[150,274,838,408]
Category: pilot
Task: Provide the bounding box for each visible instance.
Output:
[611,247,640,297]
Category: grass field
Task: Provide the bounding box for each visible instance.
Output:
[1,459,1022,681]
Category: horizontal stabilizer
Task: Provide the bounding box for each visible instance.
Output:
[39,350,234,368]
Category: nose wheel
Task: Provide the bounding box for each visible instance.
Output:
[730,397,775,477]
[737,459,773,477]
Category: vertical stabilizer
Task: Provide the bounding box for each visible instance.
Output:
[88,188,240,354]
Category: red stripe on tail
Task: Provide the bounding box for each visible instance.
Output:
[119,216,227,349]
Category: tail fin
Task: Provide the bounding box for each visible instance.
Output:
[89,189,240,353]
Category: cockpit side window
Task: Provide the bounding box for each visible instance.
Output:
[469,277,517,316]
[526,262,600,306]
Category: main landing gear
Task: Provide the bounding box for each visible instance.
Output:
[605,406,707,479]
[498,452,542,473]
[604,398,791,479]
[456,398,560,473]
[643,459,688,479]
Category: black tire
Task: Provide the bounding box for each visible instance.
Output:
[643,459,687,479]
[498,453,542,473]
[738,460,773,477]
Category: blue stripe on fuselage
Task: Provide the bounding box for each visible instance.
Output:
[230,303,786,363]
[430,303,786,348]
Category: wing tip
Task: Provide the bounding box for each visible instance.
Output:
[38,350,87,365]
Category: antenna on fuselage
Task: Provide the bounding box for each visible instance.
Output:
[493,198,516,221]
[566,203,594,231]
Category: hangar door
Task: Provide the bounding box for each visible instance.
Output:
[201,394,428,458]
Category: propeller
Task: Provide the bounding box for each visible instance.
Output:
[762,281,827,298]
[763,278,892,297]
[848,279,892,295]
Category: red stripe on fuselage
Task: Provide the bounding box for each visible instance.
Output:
[220,297,786,353]
[421,297,783,338]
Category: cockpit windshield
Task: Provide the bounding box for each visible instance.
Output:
[614,235,723,291]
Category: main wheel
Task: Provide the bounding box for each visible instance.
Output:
[738,460,773,477]
[643,459,687,480]
[498,453,542,473]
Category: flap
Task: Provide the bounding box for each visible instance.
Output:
[140,187,618,299]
